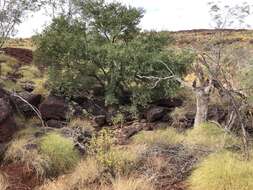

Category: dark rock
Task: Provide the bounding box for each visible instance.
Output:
[46,119,66,129]
[0,116,18,143]
[161,113,173,123]
[93,115,107,128]
[0,98,11,123]
[11,92,42,117]
[39,95,68,121]
[152,98,183,108]
[81,98,106,116]
[147,107,167,122]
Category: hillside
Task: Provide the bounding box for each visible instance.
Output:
[0,29,253,190]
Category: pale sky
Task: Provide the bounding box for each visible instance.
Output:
[17,0,253,37]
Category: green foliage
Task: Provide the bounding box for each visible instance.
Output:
[189,151,253,190]
[35,0,193,106]
[39,133,80,176]
[34,16,96,96]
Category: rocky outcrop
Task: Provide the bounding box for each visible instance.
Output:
[39,95,68,121]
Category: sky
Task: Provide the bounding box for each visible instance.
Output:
[17,0,253,37]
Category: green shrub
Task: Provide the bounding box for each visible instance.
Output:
[39,133,80,175]
[132,128,183,147]
[186,122,239,150]
[189,151,253,190]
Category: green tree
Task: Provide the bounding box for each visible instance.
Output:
[35,0,193,107]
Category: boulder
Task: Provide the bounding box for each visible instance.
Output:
[147,107,167,122]
[93,115,107,128]
[0,116,18,143]
[0,94,19,143]
[11,92,42,117]
[39,95,68,121]
[0,98,11,123]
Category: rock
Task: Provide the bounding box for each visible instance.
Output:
[0,98,11,123]
[0,98,19,143]
[152,98,183,108]
[39,95,68,121]
[147,107,167,122]
[93,115,107,128]
[0,116,18,143]
[46,119,66,129]
[11,92,42,118]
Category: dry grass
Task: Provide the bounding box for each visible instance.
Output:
[186,122,240,150]
[4,137,49,177]
[38,158,101,190]
[0,172,8,190]
[111,177,154,190]
[189,151,253,190]
[68,118,94,132]
[132,128,183,147]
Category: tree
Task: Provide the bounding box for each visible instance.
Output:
[35,0,192,108]
[0,0,44,48]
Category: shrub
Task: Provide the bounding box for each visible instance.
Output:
[189,151,253,190]
[132,128,183,147]
[112,177,154,190]
[4,137,49,177]
[88,129,142,176]
[0,172,8,190]
[186,122,240,150]
[39,133,80,176]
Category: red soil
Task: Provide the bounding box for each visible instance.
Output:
[1,163,42,190]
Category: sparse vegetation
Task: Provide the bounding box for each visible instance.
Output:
[2,1,253,190]
[132,128,183,147]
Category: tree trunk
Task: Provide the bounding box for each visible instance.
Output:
[194,88,210,127]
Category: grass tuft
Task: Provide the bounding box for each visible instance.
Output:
[186,122,240,150]
[189,151,253,190]
[39,133,80,176]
